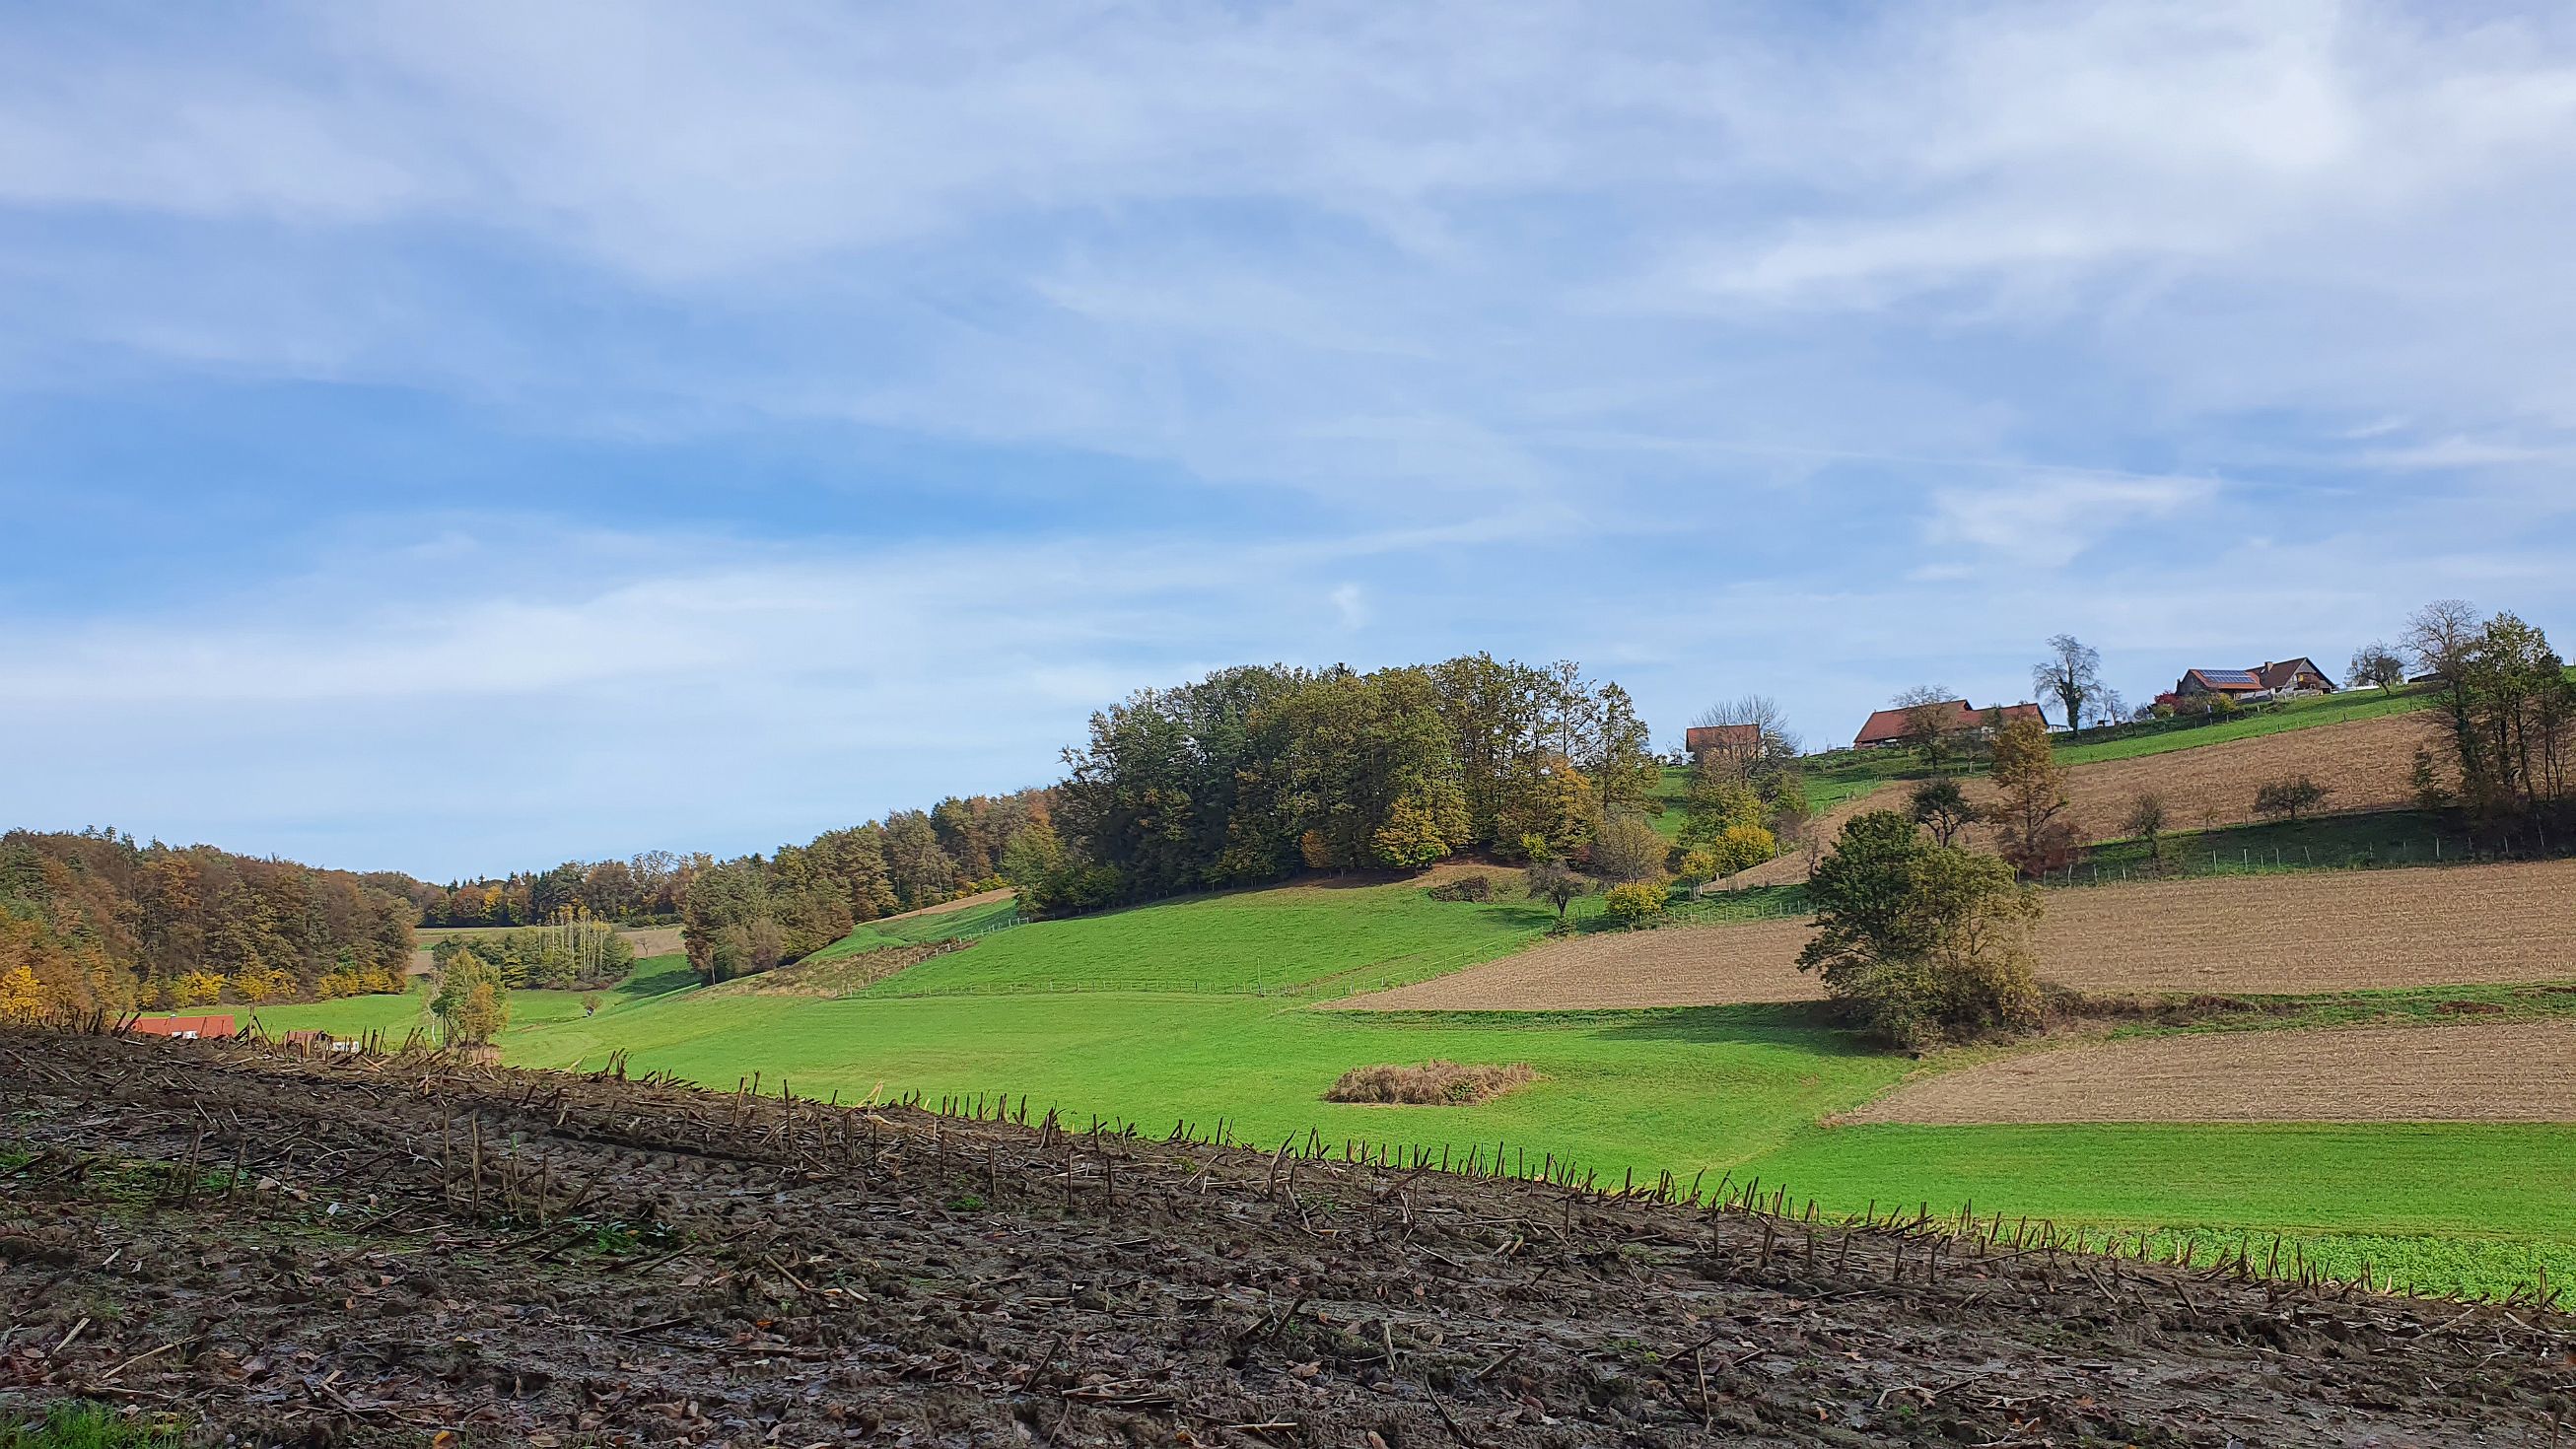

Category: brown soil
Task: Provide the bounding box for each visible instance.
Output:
[7,1028,2570,1445]
[1337,859,2576,1011]
[704,940,968,999]
[1967,711,2428,844]
[871,887,1015,927]
[1737,712,2432,887]
[1850,1021,2576,1124]
[1322,1060,1536,1105]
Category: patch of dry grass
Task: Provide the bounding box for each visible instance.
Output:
[1322,1060,1537,1106]
[706,940,969,998]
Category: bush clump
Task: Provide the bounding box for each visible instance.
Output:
[1797,810,2043,1051]
[1427,872,1495,903]
[1323,1061,1537,1105]
[1600,880,1668,926]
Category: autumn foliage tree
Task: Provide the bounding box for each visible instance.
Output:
[1987,717,2080,878]
[431,950,509,1047]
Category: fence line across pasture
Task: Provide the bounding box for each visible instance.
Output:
[2047,832,2572,890]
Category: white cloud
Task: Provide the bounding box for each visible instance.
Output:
[1923,473,2221,569]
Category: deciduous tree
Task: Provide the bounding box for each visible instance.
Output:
[1796,811,2042,1050]
[2032,635,2103,737]
[1989,717,2078,878]
[1908,779,1979,848]
[2348,642,2406,693]
[1585,812,1668,885]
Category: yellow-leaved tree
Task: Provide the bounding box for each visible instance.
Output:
[0,963,45,1021]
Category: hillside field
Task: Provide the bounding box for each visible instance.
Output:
[238,862,2576,1300]
[1341,857,2576,1009]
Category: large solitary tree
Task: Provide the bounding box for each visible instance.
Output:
[2032,635,2104,737]
[2347,641,2406,693]
[1796,811,2043,1050]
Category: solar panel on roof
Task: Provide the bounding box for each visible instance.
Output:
[2199,669,2260,685]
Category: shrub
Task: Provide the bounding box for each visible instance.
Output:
[1427,873,1494,903]
[2253,775,2332,822]
[1797,811,2043,1051]
[1523,861,1590,925]
[1706,823,1776,877]
[1601,881,1668,926]
[1585,811,1668,884]
[1323,1061,1537,1105]
[1676,848,1724,885]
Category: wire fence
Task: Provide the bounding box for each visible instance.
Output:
[2046,833,2573,888]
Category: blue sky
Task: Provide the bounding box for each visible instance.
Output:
[6,1,2575,879]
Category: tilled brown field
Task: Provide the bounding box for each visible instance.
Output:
[1735,712,2430,886]
[1984,711,2427,844]
[7,1030,2572,1447]
[1850,1021,2576,1125]
[1338,858,2576,1011]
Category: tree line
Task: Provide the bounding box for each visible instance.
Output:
[678,791,1052,984]
[0,829,416,1018]
[1011,656,1662,918]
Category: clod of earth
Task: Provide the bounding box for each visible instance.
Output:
[5,1025,2572,1446]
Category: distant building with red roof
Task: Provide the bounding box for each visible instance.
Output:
[129,1014,238,1041]
[1684,724,1762,757]
[1851,700,2046,749]
[2170,658,2335,705]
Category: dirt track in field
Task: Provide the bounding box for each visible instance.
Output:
[1335,858,2576,1011]
[1734,712,2431,887]
[1849,1021,2576,1124]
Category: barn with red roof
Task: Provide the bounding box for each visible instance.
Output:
[1850,699,2046,749]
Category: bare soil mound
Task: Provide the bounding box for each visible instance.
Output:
[6,1029,2569,1445]
[1339,859,2576,1011]
[1850,1021,2576,1124]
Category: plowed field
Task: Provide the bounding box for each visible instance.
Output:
[1848,1021,2576,1124]
[1335,858,2576,1011]
[1735,712,2429,886]
[20,1029,2569,1444]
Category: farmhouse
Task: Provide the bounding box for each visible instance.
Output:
[1684,724,1761,757]
[129,1013,238,1041]
[1850,700,2045,749]
[2162,657,2337,708]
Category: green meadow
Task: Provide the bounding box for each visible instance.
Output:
[232,864,2576,1300]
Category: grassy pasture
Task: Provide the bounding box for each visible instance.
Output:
[219,873,2576,1298]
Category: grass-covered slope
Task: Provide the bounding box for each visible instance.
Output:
[219,862,2576,1298]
